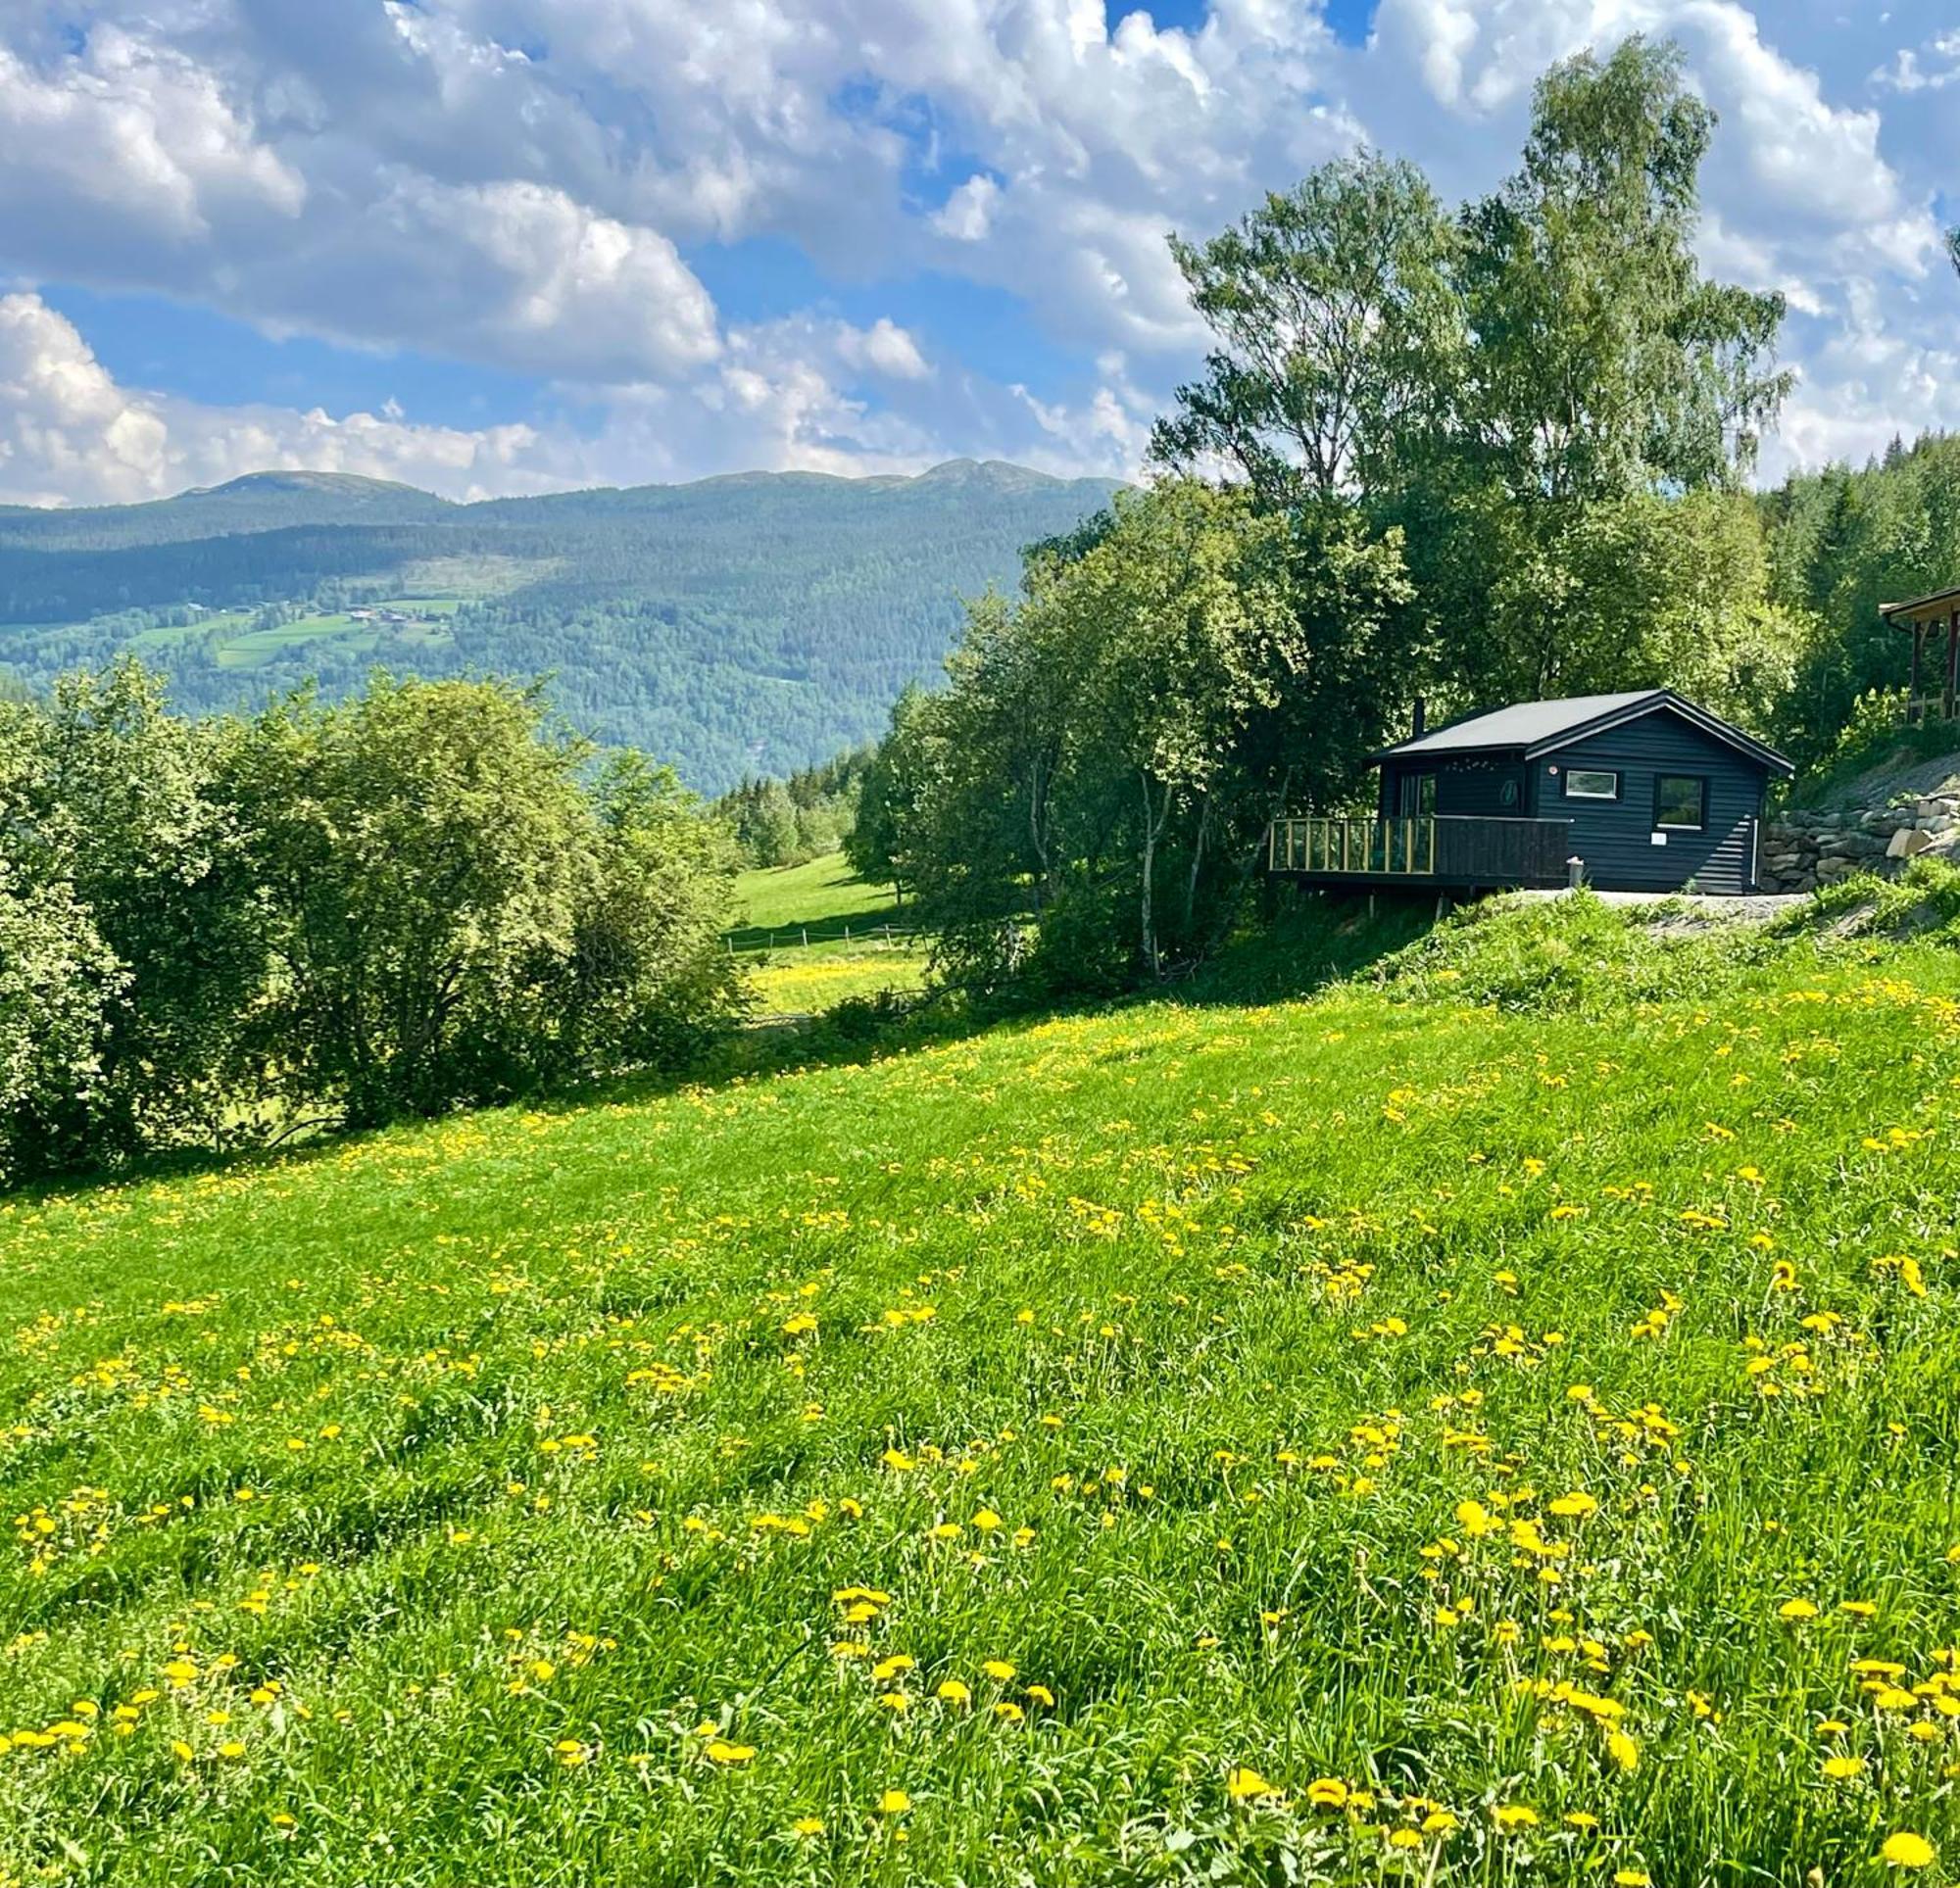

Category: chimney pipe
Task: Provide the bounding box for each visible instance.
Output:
[1411,695,1427,739]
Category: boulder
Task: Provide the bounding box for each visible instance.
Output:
[1886,827,1935,859]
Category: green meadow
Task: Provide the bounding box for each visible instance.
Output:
[2,892,1957,1885]
[730,856,924,1017]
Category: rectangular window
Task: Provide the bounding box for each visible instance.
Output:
[1654,773,1706,830]
[1397,772,1437,817]
[1561,768,1620,800]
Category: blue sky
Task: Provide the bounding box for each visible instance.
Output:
[0,0,1956,505]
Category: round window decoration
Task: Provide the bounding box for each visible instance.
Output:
[1499,779,1520,808]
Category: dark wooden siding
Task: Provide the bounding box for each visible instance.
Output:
[1377,754,1528,819]
[1525,712,1767,895]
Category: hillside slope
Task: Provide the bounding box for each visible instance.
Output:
[3,896,1957,1884]
[0,461,1120,789]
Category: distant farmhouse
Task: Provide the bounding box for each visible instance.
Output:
[1271,690,1792,897]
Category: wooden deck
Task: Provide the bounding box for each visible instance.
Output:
[1267,815,1576,891]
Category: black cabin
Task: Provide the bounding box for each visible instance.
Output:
[1270,690,1793,896]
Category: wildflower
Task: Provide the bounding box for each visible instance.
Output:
[706,1740,756,1766]
[1025,1684,1054,1707]
[1823,1756,1865,1779]
[1606,1729,1640,1772]
[793,1816,824,1836]
[1228,1767,1281,1801]
[981,1659,1016,1682]
[1778,1598,1818,1622]
[1548,1490,1598,1519]
[1614,1873,1651,1886]
[1422,1809,1459,1834]
[1305,1777,1348,1809]
[936,1680,970,1707]
[1494,1804,1539,1832]
[878,1789,911,1815]
[1879,1833,1936,1869]
[1388,1827,1424,1851]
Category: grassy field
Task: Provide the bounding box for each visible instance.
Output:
[2,893,1958,1884]
[731,856,923,1017]
[730,853,906,943]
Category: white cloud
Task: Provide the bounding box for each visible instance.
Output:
[0,292,549,506]
[0,24,303,248]
[934,173,1001,242]
[0,0,1956,495]
[1872,28,1960,93]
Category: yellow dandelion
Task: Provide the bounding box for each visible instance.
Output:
[1227,1767,1281,1801]
[1879,1833,1936,1870]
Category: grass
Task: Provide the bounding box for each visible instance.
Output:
[2,893,1959,1884]
[731,855,922,1017]
[730,853,906,943]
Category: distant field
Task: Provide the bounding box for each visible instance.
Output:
[731,855,920,1015]
[731,852,905,939]
[3,895,1958,1883]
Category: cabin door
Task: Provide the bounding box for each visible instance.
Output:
[1396,772,1437,819]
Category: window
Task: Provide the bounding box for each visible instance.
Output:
[1397,772,1437,818]
[1654,773,1706,830]
[1561,768,1620,800]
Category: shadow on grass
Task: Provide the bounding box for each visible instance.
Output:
[723,904,913,951]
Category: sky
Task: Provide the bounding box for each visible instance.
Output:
[0,0,1955,507]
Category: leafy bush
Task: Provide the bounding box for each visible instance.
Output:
[0,664,746,1183]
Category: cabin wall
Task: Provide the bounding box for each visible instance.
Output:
[1525,715,1767,895]
[1376,756,1527,820]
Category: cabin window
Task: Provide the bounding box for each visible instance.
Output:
[1397,773,1437,818]
[1561,768,1620,800]
[1654,774,1707,831]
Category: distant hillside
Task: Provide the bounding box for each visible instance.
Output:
[0,461,1121,790]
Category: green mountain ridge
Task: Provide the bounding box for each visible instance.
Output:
[0,460,1122,790]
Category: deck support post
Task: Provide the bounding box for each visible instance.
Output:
[1910,622,1925,721]
[1946,609,1958,721]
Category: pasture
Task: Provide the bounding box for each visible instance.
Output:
[1,896,1956,1885]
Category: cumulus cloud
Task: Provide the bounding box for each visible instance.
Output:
[0,293,551,506]
[0,0,1954,494]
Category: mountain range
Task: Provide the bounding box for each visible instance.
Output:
[0,461,1120,790]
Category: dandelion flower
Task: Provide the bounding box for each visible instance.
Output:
[1305,1777,1348,1809]
[878,1789,911,1815]
[1879,1833,1936,1869]
[1494,1804,1540,1832]
[1822,1756,1865,1779]
[792,1816,824,1837]
[1227,1767,1280,1801]
[706,1739,756,1766]
[1778,1598,1818,1622]
[936,1680,970,1706]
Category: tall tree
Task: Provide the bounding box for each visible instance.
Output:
[1153,154,1462,505]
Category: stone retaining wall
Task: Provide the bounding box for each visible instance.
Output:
[1759,792,1960,894]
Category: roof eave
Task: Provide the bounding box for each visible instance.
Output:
[1521,690,1793,775]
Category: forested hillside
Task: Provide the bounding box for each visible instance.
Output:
[1765,431,1960,761]
[0,460,1118,790]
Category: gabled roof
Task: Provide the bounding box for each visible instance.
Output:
[1373,689,1793,776]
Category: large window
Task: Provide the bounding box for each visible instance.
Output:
[1561,768,1620,800]
[1654,773,1707,831]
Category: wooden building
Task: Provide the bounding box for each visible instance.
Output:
[1880,586,1960,724]
[1269,689,1793,896]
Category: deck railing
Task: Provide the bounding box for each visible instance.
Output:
[1268,814,1574,888]
[1268,815,1437,877]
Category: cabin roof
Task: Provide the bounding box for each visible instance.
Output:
[1373,689,1793,775]
[1880,585,1960,627]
